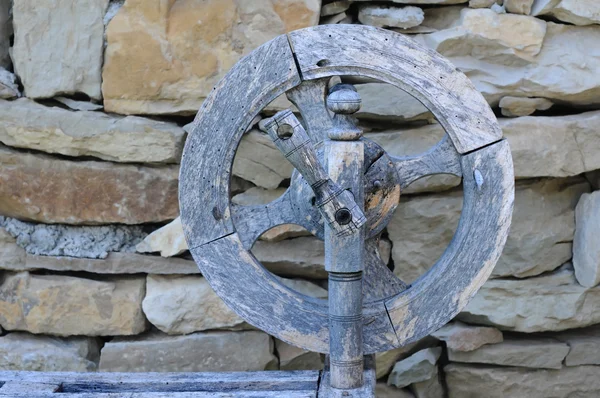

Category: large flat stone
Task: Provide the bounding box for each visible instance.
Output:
[448,336,569,369]
[102,0,320,115]
[0,332,100,371]
[356,83,433,124]
[143,275,246,334]
[458,265,600,332]
[573,191,600,287]
[431,322,503,352]
[12,0,108,99]
[252,237,328,279]
[99,331,277,372]
[275,339,323,370]
[419,9,600,107]
[358,5,424,29]
[387,347,442,389]
[0,272,147,336]
[0,99,185,163]
[445,364,600,398]
[0,145,179,225]
[388,177,589,283]
[533,0,600,26]
[553,325,600,366]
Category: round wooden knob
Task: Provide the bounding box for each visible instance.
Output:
[327,84,361,115]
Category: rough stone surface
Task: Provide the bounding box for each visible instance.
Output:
[448,336,569,369]
[355,0,467,4]
[0,0,10,69]
[275,339,323,370]
[356,83,432,123]
[0,227,26,271]
[54,97,104,111]
[573,191,600,287]
[445,364,600,398]
[387,347,442,389]
[358,5,425,29]
[459,265,600,332]
[431,321,503,352]
[388,177,589,283]
[232,188,311,241]
[376,384,415,398]
[469,0,499,8]
[553,325,600,366]
[137,218,188,258]
[233,130,294,190]
[0,332,101,372]
[375,338,437,379]
[143,275,246,334]
[102,0,320,115]
[533,0,600,26]
[419,10,600,107]
[252,237,327,279]
[12,0,108,100]
[0,217,145,259]
[99,331,277,372]
[504,0,534,14]
[321,1,352,16]
[411,373,444,398]
[0,145,179,225]
[0,69,20,99]
[0,99,185,163]
[0,272,147,336]
[499,96,553,117]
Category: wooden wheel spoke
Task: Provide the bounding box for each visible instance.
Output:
[363,238,407,303]
[286,78,334,144]
[392,134,462,190]
[231,189,308,250]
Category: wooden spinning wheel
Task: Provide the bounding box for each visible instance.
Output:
[179,24,514,392]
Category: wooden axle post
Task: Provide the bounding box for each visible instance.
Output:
[325,84,366,390]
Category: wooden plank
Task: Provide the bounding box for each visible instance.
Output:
[392,134,462,190]
[179,34,301,249]
[0,371,319,397]
[288,25,502,154]
[286,78,334,144]
[0,391,316,397]
[385,139,514,346]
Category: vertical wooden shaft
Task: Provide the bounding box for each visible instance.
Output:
[325,139,365,390]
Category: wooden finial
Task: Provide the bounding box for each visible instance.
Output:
[327,84,363,141]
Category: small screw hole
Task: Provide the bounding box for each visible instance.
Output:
[277,123,294,140]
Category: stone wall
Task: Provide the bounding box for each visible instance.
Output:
[1,0,600,396]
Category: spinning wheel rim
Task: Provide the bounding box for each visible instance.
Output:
[179,24,514,354]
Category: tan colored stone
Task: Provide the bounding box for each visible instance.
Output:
[0,69,20,99]
[388,178,589,283]
[459,265,600,332]
[0,228,26,271]
[275,339,323,370]
[431,321,503,352]
[358,5,424,29]
[252,236,328,279]
[448,336,569,369]
[504,0,534,14]
[376,383,415,398]
[232,188,311,241]
[445,364,600,398]
[533,0,600,26]
[0,98,184,163]
[54,97,103,111]
[143,275,246,334]
[321,1,352,16]
[99,331,278,372]
[0,272,147,336]
[12,0,108,99]
[411,373,444,398]
[420,12,600,107]
[233,130,294,190]
[355,0,467,4]
[469,0,499,8]
[573,191,600,287]
[388,347,442,389]
[0,145,179,225]
[553,325,600,366]
[499,96,553,117]
[0,332,101,372]
[102,0,320,115]
[356,83,432,123]
[137,217,188,258]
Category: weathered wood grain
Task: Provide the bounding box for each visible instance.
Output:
[363,237,407,303]
[179,34,300,249]
[286,78,333,144]
[385,139,514,346]
[318,355,376,398]
[0,371,319,397]
[288,24,502,154]
[393,134,462,190]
